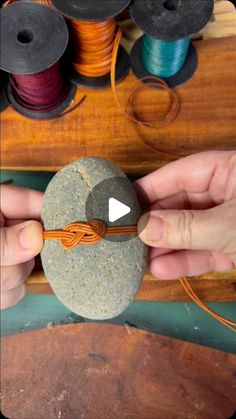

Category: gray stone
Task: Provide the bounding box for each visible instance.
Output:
[41,157,147,320]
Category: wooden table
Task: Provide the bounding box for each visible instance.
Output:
[2,36,236,302]
[27,269,236,302]
[2,36,236,173]
[2,324,236,419]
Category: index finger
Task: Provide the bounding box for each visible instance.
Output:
[135,150,235,204]
[0,185,44,220]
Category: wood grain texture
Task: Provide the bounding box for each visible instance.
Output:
[2,37,236,174]
[27,269,236,302]
[1,324,236,419]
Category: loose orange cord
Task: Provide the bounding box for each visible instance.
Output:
[111,29,183,158]
[112,29,180,129]
[43,220,137,249]
[71,19,117,78]
[180,277,236,332]
[43,220,236,332]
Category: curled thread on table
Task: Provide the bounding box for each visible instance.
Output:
[111,29,181,129]
[43,220,236,332]
[142,36,190,78]
[71,19,117,78]
[111,29,183,159]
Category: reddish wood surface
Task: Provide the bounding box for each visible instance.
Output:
[1,324,236,419]
[1,37,236,174]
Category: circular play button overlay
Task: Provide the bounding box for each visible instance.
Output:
[85,177,143,242]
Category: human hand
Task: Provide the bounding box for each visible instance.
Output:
[136,151,236,279]
[0,185,44,309]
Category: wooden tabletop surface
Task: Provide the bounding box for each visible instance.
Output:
[27,269,236,302]
[1,36,236,174]
[2,324,235,419]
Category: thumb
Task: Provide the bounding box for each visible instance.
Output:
[1,221,44,266]
[138,199,236,256]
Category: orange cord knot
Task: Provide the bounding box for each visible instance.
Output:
[43,221,138,249]
[43,220,106,249]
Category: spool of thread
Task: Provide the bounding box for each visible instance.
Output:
[51,0,131,89]
[142,36,190,78]
[130,0,214,88]
[0,70,9,112]
[0,2,76,119]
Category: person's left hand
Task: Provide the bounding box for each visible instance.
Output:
[0,185,44,310]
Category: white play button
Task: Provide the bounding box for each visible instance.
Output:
[108,197,131,223]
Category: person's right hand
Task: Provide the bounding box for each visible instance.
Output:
[137,150,236,279]
[0,185,44,310]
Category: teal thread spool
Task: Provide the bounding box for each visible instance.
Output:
[130,0,214,88]
[142,35,190,78]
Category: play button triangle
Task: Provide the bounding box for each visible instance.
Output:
[108,198,131,223]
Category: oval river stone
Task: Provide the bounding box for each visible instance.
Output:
[41,158,147,320]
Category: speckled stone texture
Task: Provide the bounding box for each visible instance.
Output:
[41,158,147,320]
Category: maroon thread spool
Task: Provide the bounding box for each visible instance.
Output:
[0,1,76,120]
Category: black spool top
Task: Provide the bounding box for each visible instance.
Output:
[0,2,69,74]
[51,0,131,21]
[130,0,214,40]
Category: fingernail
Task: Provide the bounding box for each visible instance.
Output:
[19,222,39,250]
[143,215,164,243]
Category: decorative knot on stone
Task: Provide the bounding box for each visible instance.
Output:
[43,220,137,249]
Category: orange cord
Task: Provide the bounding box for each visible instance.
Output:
[71,19,117,78]
[180,277,236,332]
[43,220,137,249]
